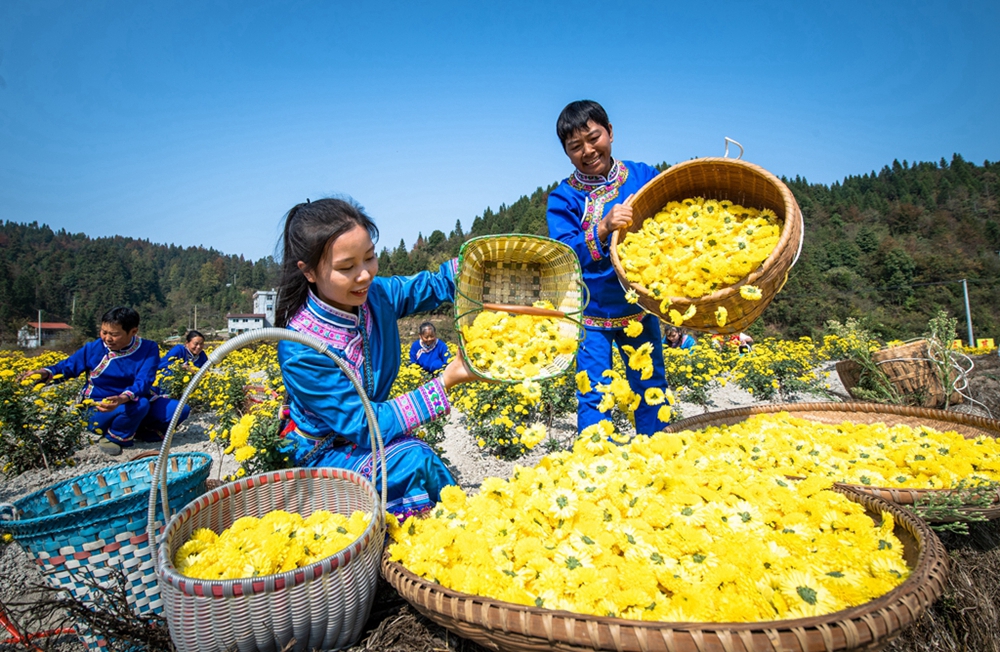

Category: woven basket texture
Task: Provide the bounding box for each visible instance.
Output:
[0,452,210,651]
[667,402,1000,523]
[383,487,946,652]
[455,234,585,382]
[835,340,963,408]
[157,467,385,652]
[609,158,804,335]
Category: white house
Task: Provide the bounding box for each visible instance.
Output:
[226,314,266,334]
[18,322,73,348]
[253,289,277,327]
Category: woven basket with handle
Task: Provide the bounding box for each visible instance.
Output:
[609,157,804,334]
[382,486,946,652]
[835,340,963,408]
[455,234,587,383]
[148,328,387,652]
[666,402,1000,522]
[0,452,210,651]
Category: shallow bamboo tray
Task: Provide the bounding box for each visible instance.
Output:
[667,402,1000,522]
[609,157,803,335]
[382,487,946,652]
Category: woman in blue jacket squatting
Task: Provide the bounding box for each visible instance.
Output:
[546,100,669,436]
[23,306,160,456]
[274,198,480,519]
[140,329,209,439]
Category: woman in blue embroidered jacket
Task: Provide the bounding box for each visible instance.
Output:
[140,330,208,439]
[21,306,160,456]
[546,100,669,436]
[275,198,479,518]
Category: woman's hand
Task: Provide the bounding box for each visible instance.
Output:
[17,368,51,383]
[440,355,482,389]
[596,195,635,243]
[95,395,129,412]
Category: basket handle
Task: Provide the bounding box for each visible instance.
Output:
[146,327,388,550]
[723,137,744,160]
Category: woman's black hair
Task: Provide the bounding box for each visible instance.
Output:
[556,100,611,149]
[419,322,436,335]
[274,197,379,327]
[186,330,205,342]
[101,306,140,332]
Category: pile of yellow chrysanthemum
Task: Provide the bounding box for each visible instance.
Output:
[174,509,370,579]
[617,197,781,304]
[388,424,909,622]
[680,412,1000,489]
[461,301,578,380]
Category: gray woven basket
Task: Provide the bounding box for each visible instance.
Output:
[147,328,388,652]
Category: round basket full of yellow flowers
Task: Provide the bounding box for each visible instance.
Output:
[382,421,948,652]
[455,234,587,383]
[666,402,1000,524]
[610,157,804,334]
[147,328,387,652]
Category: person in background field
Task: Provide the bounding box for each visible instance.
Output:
[274,197,482,519]
[138,329,208,440]
[663,326,696,350]
[546,99,670,436]
[19,306,160,456]
[409,322,449,374]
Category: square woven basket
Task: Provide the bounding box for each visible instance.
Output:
[454,234,586,383]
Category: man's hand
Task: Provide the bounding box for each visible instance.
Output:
[96,395,129,412]
[596,194,636,243]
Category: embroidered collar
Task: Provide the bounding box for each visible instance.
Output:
[305,290,361,329]
[106,336,142,358]
[570,158,623,189]
[84,336,143,397]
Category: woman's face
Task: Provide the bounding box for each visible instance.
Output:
[420,330,437,347]
[299,224,378,313]
[186,336,205,356]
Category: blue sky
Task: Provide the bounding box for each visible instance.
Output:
[0,1,996,261]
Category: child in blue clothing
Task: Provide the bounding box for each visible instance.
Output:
[140,329,208,439]
[409,322,449,374]
[22,306,160,456]
[546,100,669,436]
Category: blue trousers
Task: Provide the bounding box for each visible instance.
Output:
[576,314,668,436]
[85,397,151,446]
[142,395,192,434]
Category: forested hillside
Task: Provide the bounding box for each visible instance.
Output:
[2,155,997,344]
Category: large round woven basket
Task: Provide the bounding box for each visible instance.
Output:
[0,452,210,651]
[666,402,1000,522]
[609,157,804,334]
[382,488,947,652]
[147,328,388,652]
[455,234,586,383]
[835,340,963,408]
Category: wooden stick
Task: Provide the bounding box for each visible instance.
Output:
[481,302,567,319]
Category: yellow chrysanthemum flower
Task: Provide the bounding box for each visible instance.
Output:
[740,285,763,300]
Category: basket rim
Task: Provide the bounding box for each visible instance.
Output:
[666,401,1000,505]
[382,487,946,643]
[1,451,212,526]
[610,157,801,306]
[157,466,386,598]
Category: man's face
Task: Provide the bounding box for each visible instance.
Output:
[563,120,614,177]
[101,322,137,350]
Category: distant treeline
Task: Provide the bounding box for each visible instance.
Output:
[2,155,998,343]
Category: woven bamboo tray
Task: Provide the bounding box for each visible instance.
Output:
[455,234,586,383]
[147,328,388,652]
[836,340,962,408]
[609,157,804,335]
[382,487,946,652]
[666,402,1000,522]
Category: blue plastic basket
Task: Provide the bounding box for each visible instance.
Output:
[0,452,211,651]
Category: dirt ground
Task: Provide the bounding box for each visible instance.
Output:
[1,354,999,651]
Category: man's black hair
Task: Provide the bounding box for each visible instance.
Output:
[556,100,611,149]
[101,306,140,332]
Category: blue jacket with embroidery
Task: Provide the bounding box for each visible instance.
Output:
[408,339,449,373]
[546,159,659,325]
[45,337,160,401]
